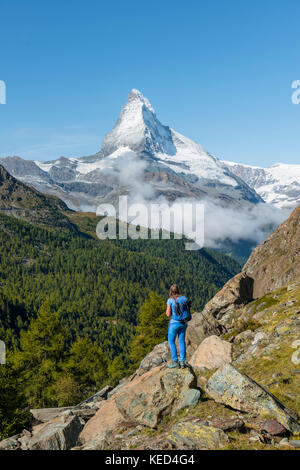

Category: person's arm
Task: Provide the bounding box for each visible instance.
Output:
[166,304,171,317]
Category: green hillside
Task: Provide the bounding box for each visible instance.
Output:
[0,211,240,357]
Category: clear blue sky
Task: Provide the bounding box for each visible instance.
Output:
[0,0,299,166]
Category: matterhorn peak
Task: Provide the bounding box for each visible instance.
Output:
[127,88,155,114]
[101,88,175,156]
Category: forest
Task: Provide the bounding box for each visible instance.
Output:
[0,210,241,439]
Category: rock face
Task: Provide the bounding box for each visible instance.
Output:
[189,335,232,370]
[168,421,229,449]
[202,272,254,321]
[29,412,84,450]
[243,205,300,298]
[185,312,225,358]
[205,364,300,433]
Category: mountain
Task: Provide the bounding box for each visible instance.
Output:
[243,204,300,298]
[0,164,74,229]
[0,90,262,213]
[222,161,300,209]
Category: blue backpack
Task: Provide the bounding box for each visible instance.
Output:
[173,296,192,323]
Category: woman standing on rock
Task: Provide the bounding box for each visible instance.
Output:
[166,284,191,369]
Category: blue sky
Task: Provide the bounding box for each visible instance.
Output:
[0,0,299,166]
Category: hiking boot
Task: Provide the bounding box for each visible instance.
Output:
[168,361,179,369]
[179,361,186,369]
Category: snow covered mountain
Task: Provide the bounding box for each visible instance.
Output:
[222,161,300,209]
[0,89,262,212]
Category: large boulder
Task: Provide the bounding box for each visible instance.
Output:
[29,411,84,450]
[185,312,225,358]
[189,335,232,370]
[168,421,229,449]
[79,398,128,449]
[114,365,199,428]
[30,407,75,423]
[205,363,300,434]
[80,364,201,448]
[0,435,21,450]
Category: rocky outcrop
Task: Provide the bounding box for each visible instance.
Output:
[114,365,198,427]
[202,272,254,321]
[168,421,229,449]
[79,398,129,449]
[185,272,254,357]
[185,311,225,358]
[79,364,201,448]
[243,205,300,298]
[189,335,232,370]
[205,364,300,434]
[28,411,84,450]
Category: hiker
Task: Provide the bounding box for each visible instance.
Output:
[166,284,191,369]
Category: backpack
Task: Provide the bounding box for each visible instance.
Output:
[173,297,192,323]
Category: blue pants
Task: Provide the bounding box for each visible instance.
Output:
[168,321,187,362]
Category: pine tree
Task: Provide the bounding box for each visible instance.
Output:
[129,291,168,368]
[12,300,68,407]
[64,336,109,397]
[0,353,32,440]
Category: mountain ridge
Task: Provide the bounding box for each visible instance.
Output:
[0,89,262,213]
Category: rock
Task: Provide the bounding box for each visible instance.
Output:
[260,419,287,436]
[29,413,83,450]
[185,313,225,358]
[288,440,300,448]
[168,421,229,449]
[107,379,131,399]
[173,389,201,415]
[137,341,171,375]
[18,433,31,450]
[243,206,300,299]
[202,272,254,320]
[114,365,197,428]
[80,364,199,446]
[233,330,254,344]
[205,363,300,434]
[189,335,232,370]
[251,332,267,345]
[206,417,244,432]
[278,438,289,446]
[291,350,300,365]
[30,406,75,423]
[75,385,113,409]
[79,397,130,448]
[0,435,21,450]
[291,339,300,349]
